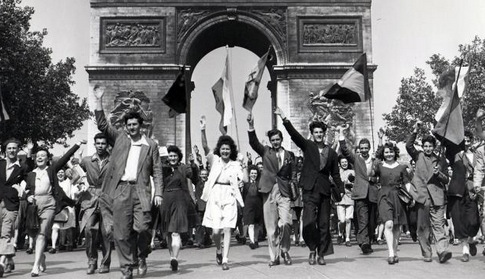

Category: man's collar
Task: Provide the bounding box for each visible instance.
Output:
[6,160,20,168]
[130,135,149,146]
[91,152,109,162]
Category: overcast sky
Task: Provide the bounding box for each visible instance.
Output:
[22,0,485,155]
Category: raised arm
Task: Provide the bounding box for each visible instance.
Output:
[200,115,211,156]
[274,107,307,151]
[337,125,355,164]
[93,85,119,144]
[53,140,86,172]
[406,121,421,162]
[247,113,266,157]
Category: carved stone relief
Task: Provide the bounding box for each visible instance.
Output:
[303,23,356,45]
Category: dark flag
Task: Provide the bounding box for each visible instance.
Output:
[162,68,187,118]
[324,53,371,103]
[243,47,270,112]
[0,84,10,122]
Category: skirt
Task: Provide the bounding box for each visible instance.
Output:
[202,184,238,230]
[243,196,263,225]
[160,190,192,233]
[377,186,407,225]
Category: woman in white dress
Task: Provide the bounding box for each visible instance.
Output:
[201,135,244,271]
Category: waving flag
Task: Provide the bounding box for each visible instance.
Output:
[162,68,187,118]
[212,51,233,135]
[243,47,270,111]
[324,53,371,103]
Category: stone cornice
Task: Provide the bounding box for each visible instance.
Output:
[274,63,377,79]
[91,0,371,8]
[85,65,189,80]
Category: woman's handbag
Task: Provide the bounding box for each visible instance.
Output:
[26,200,40,236]
[54,208,69,223]
[331,184,342,203]
[398,185,413,205]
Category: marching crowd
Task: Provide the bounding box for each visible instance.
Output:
[0,85,485,279]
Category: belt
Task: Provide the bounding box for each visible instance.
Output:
[164,188,183,192]
[215,182,231,185]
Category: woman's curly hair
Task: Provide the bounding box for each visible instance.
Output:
[214,135,238,161]
[376,142,400,161]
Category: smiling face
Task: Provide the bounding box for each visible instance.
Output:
[219,144,231,161]
[200,169,208,182]
[36,150,49,168]
[383,147,396,163]
[423,141,435,156]
[249,169,258,182]
[359,143,370,158]
[339,157,349,170]
[269,134,282,150]
[57,169,65,181]
[168,151,180,166]
[5,142,19,161]
[125,118,141,138]
[312,127,325,143]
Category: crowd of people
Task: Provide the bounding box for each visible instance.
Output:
[0,85,485,279]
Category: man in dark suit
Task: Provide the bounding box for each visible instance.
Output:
[0,139,28,275]
[79,132,112,274]
[275,108,343,265]
[247,113,295,266]
[94,86,163,279]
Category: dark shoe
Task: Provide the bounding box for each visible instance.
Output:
[48,248,57,254]
[249,242,257,249]
[388,257,395,265]
[281,252,292,265]
[216,252,223,265]
[461,254,470,262]
[222,263,229,271]
[337,235,343,245]
[317,256,326,265]
[4,264,11,274]
[394,255,399,263]
[121,267,133,279]
[345,241,352,247]
[469,242,478,256]
[170,259,178,272]
[438,251,452,263]
[26,248,33,254]
[138,258,147,276]
[308,251,316,265]
[377,239,384,245]
[187,239,194,246]
[268,257,280,267]
[361,243,373,255]
[87,263,97,275]
[98,265,110,274]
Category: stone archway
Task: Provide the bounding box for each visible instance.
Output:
[86,1,376,155]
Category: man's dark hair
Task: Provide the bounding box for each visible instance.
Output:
[3,138,21,150]
[123,111,144,125]
[94,132,107,141]
[267,129,283,140]
[358,138,371,148]
[421,135,436,147]
[464,130,474,141]
[309,121,327,134]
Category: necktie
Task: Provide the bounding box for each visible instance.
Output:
[276,151,282,169]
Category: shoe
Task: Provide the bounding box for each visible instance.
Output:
[98,265,110,274]
[469,242,478,256]
[281,252,292,265]
[48,248,57,254]
[268,257,280,267]
[138,258,147,276]
[249,242,257,250]
[30,267,40,277]
[170,259,178,271]
[438,251,452,263]
[87,263,97,275]
[121,267,133,279]
[461,254,470,262]
[317,256,326,265]
[26,248,33,254]
[345,241,352,247]
[216,252,223,265]
[388,257,395,265]
[377,239,384,245]
[337,235,343,245]
[423,257,432,262]
[394,255,399,263]
[222,263,229,271]
[4,264,11,274]
[187,239,194,246]
[361,243,373,255]
[308,251,316,265]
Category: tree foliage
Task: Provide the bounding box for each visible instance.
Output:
[383,68,439,142]
[0,0,90,145]
[384,36,485,142]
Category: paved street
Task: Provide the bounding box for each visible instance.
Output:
[9,236,485,279]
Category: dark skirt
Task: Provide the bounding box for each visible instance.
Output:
[447,195,480,239]
[160,190,196,233]
[377,186,407,225]
[243,195,263,225]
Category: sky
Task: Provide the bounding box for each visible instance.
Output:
[21,0,485,156]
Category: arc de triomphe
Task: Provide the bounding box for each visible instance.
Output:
[86,0,376,155]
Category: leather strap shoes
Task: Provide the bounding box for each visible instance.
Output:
[268,257,280,267]
[438,251,452,263]
[308,251,316,265]
[317,256,326,265]
[281,252,292,265]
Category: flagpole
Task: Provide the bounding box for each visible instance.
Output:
[438,59,463,158]
[227,46,241,150]
[183,65,192,162]
[368,96,376,151]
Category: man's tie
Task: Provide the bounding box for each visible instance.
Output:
[276,151,282,169]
